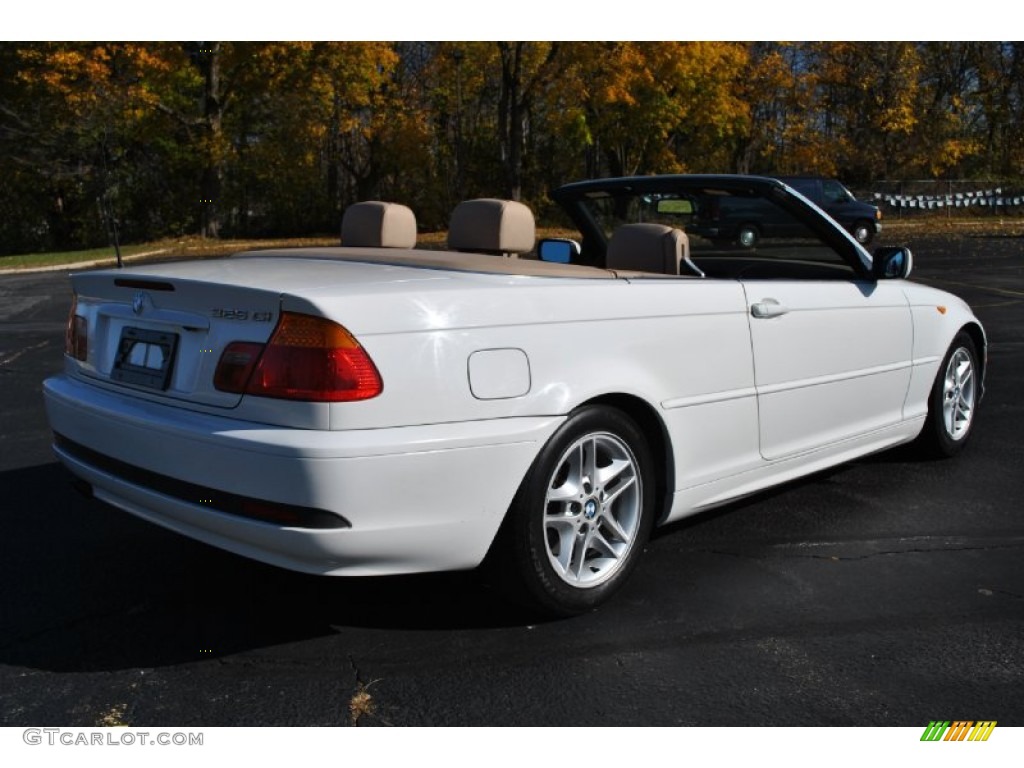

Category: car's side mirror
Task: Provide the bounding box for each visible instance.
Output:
[872,246,913,280]
[537,238,581,264]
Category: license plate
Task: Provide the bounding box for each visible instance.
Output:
[111,327,179,390]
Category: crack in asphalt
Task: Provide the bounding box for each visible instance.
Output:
[346,655,388,726]
[207,655,328,670]
[696,534,1024,564]
[348,654,363,684]
[988,588,1024,601]
[0,339,50,367]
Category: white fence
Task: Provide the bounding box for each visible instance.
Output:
[859,181,1024,219]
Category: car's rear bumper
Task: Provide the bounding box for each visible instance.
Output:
[44,374,560,575]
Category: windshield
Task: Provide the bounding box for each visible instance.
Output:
[556,178,866,279]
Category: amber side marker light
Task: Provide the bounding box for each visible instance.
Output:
[64,297,88,361]
[937,305,948,315]
[215,312,383,402]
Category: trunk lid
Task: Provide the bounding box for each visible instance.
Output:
[67,254,456,412]
[71,270,285,408]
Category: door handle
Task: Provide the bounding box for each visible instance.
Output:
[750,298,789,319]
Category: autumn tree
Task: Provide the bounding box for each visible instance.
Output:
[494,42,563,200]
[0,42,176,250]
[539,42,749,179]
[154,42,266,239]
[734,43,818,174]
[911,42,983,177]
[972,42,1024,177]
[217,42,404,236]
[3,41,1022,258]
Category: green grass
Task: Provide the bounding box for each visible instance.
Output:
[0,236,341,271]
[0,243,166,269]
[883,218,1024,236]
[1,219,1018,273]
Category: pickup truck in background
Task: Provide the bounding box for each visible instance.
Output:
[691,176,883,248]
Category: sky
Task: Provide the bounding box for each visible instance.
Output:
[4,1,1007,42]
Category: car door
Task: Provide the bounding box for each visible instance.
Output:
[740,272,913,462]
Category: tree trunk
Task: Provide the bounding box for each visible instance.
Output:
[497,43,518,200]
[195,42,223,238]
[604,145,625,179]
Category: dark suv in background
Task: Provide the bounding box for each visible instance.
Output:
[692,175,882,248]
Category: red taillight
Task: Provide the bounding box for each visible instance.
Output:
[213,342,264,393]
[65,297,87,361]
[214,312,382,402]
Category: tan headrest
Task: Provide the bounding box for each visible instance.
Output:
[341,201,417,248]
[448,199,536,255]
[606,223,702,277]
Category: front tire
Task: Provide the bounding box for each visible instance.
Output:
[852,220,874,245]
[495,405,656,617]
[915,331,979,457]
[737,223,760,249]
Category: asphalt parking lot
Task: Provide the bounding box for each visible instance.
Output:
[1,232,1022,727]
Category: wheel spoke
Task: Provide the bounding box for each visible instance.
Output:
[956,401,972,427]
[568,530,588,579]
[598,513,629,545]
[595,457,631,489]
[582,437,597,492]
[602,474,636,508]
[545,520,578,577]
[548,444,584,501]
[589,528,619,557]
[545,515,576,531]
[943,399,955,434]
[959,365,973,389]
[547,482,578,502]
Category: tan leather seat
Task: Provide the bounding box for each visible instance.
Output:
[341,201,417,248]
[606,223,704,277]
[448,199,535,257]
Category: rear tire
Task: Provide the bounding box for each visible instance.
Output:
[493,405,656,617]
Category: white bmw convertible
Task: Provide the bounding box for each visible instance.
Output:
[44,175,985,616]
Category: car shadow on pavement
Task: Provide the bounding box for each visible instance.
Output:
[0,463,537,674]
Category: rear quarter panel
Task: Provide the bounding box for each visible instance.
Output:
[290,277,761,491]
